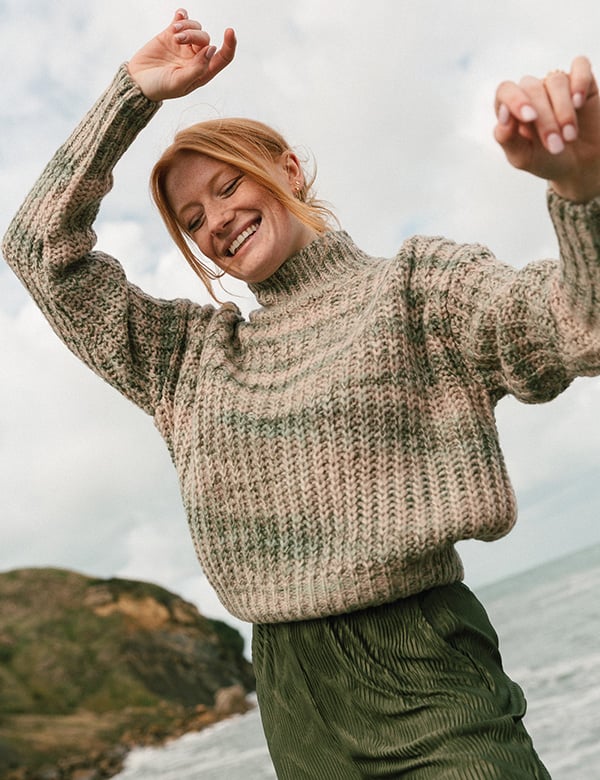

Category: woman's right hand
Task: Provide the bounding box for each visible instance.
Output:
[128,8,236,102]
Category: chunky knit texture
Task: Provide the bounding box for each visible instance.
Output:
[3,66,600,623]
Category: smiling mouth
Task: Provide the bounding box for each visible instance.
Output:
[227,221,260,257]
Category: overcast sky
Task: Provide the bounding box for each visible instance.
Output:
[2,0,600,651]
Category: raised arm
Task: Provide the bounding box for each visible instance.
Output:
[435,58,600,405]
[1,11,236,418]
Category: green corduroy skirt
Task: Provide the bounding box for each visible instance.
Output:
[252,582,551,779]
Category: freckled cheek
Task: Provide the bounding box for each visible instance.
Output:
[194,237,218,264]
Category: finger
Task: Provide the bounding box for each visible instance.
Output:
[206,28,237,74]
[495,80,539,124]
[173,18,210,47]
[174,25,211,48]
[518,74,568,155]
[173,18,203,34]
[569,55,594,108]
[543,70,578,143]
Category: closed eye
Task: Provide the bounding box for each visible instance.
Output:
[187,214,204,233]
[221,174,243,197]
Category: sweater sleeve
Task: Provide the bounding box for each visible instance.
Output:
[1,65,195,417]
[441,190,600,404]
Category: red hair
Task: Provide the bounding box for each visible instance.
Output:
[150,117,335,297]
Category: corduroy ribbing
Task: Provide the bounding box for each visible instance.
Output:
[3,67,600,625]
[253,583,551,778]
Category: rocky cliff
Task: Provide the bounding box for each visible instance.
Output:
[0,568,255,779]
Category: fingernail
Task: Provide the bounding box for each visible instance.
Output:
[173,22,182,31]
[547,133,565,155]
[175,32,187,42]
[205,45,217,60]
[563,123,577,142]
[573,92,585,109]
[520,105,538,122]
[498,104,510,125]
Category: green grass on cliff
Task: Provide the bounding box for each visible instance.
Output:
[0,567,255,774]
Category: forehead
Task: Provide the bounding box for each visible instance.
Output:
[164,153,238,210]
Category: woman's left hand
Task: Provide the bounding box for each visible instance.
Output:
[494,56,600,202]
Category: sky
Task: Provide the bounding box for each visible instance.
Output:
[1,0,600,653]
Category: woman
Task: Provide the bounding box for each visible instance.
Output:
[4,8,600,778]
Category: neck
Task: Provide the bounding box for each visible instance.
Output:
[248,231,367,307]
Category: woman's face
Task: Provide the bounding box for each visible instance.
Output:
[165,151,318,284]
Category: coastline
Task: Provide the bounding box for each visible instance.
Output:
[3,690,255,780]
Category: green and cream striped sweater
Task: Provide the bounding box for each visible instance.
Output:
[4,66,600,623]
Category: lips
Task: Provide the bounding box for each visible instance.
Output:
[227,220,260,257]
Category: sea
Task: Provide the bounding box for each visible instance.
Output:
[113,543,600,779]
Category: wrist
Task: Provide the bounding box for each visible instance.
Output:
[550,167,600,203]
[125,61,163,103]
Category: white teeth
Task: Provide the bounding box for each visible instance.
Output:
[228,223,259,256]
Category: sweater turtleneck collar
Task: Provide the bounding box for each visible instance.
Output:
[248,230,369,308]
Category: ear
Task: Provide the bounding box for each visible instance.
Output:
[280,151,305,191]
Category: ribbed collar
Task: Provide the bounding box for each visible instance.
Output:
[248,230,369,308]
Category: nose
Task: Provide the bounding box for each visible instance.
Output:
[207,203,234,236]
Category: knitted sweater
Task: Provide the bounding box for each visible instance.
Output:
[4,66,600,624]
